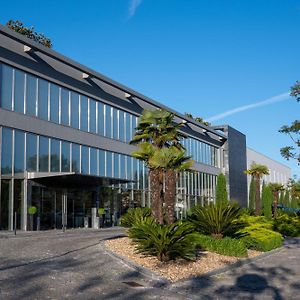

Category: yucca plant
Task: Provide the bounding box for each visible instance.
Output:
[188,202,244,239]
[120,207,152,228]
[128,219,199,261]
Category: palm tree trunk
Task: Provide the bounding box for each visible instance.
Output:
[149,168,164,224]
[165,169,176,224]
[255,175,261,216]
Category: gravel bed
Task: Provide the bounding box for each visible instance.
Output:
[105,237,261,282]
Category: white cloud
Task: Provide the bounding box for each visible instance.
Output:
[128,0,143,18]
[206,92,291,122]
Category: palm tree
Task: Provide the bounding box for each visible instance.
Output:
[269,183,284,217]
[130,109,187,224]
[245,164,269,216]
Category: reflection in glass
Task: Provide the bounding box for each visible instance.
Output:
[113,108,119,140]
[39,136,49,172]
[80,96,88,131]
[105,105,112,138]
[98,102,104,136]
[61,141,70,172]
[72,143,80,173]
[26,74,37,116]
[119,111,125,142]
[125,113,131,142]
[26,133,37,171]
[14,130,25,174]
[114,153,119,178]
[50,84,59,123]
[120,154,126,179]
[106,151,112,177]
[14,69,25,113]
[61,88,70,126]
[1,128,12,174]
[0,64,13,110]
[71,92,79,129]
[99,150,105,176]
[90,148,98,176]
[81,146,89,174]
[90,100,96,133]
[51,139,60,172]
[38,79,49,120]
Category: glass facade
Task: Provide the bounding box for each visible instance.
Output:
[0,62,221,231]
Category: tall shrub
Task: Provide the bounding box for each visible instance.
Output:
[283,190,290,206]
[216,173,228,205]
[279,191,284,204]
[249,177,256,212]
[262,184,273,219]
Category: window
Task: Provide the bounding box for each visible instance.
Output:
[50,139,60,172]
[99,150,105,176]
[71,92,79,129]
[80,96,88,131]
[113,108,119,140]
[125,113,131,142]
[127,156,132,180]
[61,141,70,172]
[26,133,37,172]
[120,154,126,179]
[98,102,104,136]
[81,146,89,174]
[0,64,13,110]
[39,136,49,172]
[14,69,25,113]
[61,88,70,126]
[1,128,12,174]
[72,143,80,173]
[113,153,119,178]
[90,148,98,176]
[50,84,59,123]
[90,99,96,133]
[38,79,49,120]
[105,105,112,138]
[14,130,25,173]
[26,74,37,116]
[119,111,125,142]
[106,151,112,177]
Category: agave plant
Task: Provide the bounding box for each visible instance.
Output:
[188,203,243,239]
[128,219,199,261]
[120,207,152,228]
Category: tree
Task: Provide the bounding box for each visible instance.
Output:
[279,190,285,204]
[283,190,290,206]
[262,184,273,219]
[245,164,269,216]
[184,113,211,126]
[269,183,284,217]
[248,177,256,212]
[279,81,300,163]
[216,173,228,205]
[131,109,189,224]
[6,20,52,48]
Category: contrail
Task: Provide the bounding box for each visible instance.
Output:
[128,0,143,18]
[206,92,291,122]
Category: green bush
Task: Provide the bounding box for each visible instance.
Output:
[216,173,228,206]
[239,225,283,252]
[120,207,152,227]
[28,206,37,215]
[189,202,244,238]
[273,213,300,237]
[128,219,199,261]
[239,215,273,230]
[196,234,248,257]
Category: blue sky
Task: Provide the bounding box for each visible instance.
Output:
[0,0,299,176]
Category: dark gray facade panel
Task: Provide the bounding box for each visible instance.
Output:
[0,109,136,156]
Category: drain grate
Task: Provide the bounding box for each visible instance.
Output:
[122,281,144,288]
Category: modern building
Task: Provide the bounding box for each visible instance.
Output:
[246,148,291,197]
[1,24,286,232]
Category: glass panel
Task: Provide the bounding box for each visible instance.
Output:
[1,128,12,174]
[71,92,79,129]
[119,111,125,142]
[50,84,59,123]
[114,153,119,178]
[50,139,60,172]
[0,64,13,110]
[61,141,70,172]
[120,154,126,179]
[38,79,48,120]
[81,146,89,174]
[26,74,37,116]
[39,136,49,172]
[105,105,112,138]
[14,130,25,174]
[72,143,80,173]
[106,151,112,177]
[80,96,88,131]
[90,148,98,176]
[26,133,37,172]
[61,88,70,126]
[132,116,137,141]
[90,99,96,133]
[113,108,119,140]
[14,69,25,113]
[99,150,105,176]
[127,156,132,180]
[98,102,104,136]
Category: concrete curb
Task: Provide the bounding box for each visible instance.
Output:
[101,240,170,287]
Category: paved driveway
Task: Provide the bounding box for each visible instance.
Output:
[0,229,299,299]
